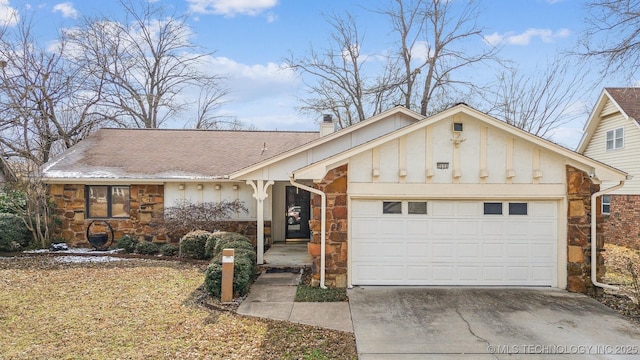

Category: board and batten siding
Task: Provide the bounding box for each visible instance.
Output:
[583,98,640,194]
[349,113,568,193]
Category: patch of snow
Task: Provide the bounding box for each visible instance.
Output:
[54,256,129,263]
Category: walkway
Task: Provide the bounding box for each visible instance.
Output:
[237,271,353,333]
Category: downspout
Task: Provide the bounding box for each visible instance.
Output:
[590,180,625,291]
[289,175,327,289]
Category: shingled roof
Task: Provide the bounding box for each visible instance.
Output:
[605,87,640,125]
[42,128,319,180]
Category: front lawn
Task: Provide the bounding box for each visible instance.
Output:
[0,256,357,360]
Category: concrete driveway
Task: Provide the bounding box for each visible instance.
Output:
[348,287,640,359]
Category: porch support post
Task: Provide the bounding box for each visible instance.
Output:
[246,179,274,265]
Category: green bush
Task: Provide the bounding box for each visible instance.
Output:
[160,243,179,257]
[204,256,254,298]
[136,241,160,255]
[212,232,253,256]
[204,233,219,259]
[180,230,211,260]
[211,247,257,265]
[0,213,31,251]
[115,235,139,253]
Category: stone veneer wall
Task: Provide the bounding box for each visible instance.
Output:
[603,195,640,250]
[49,183,269,248]
[309,164,348,288]
[566,165,603,294]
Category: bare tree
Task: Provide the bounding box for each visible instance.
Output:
[287,0,500,125]
[382,0,500,115]
[0,16,105,165]
[285,13,383,128]
[66,0,228,129]
[578,0,640,78]
[486,57,587,138]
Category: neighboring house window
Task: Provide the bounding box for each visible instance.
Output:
[382,201,402,214]
[602,195,611,215]
[606,128,624,150]
[86,185,130,218]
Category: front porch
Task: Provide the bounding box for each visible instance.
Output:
[261,243,312,269]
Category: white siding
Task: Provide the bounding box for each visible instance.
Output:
[583,100,640,194]
[347,114,568,187]
[164,182,259,220]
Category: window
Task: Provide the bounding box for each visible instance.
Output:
[606,128,624,150]
[87,185,130,218]
[408,202,427,214]
[483,202,503,215]
[602,195,611,215]
[383,201,402,214]
[509,203,528,215]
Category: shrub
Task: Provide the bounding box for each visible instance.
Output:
[212,232,253,256]
[115,235,139,253]
[204,233,218,259]
[162,200,248,241]
[211,247,257,265]
[0,213,31,251]
[180,230,211,260]
[160,243,179,257]
[204,256,254,298]
[136,241,160,255]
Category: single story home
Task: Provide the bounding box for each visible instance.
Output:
[42,104,628,293]
[577,88,640,250]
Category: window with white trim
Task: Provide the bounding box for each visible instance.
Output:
[602,195,611,215]
[606,128,624,150]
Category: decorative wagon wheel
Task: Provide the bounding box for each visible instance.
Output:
[86,220,114,251]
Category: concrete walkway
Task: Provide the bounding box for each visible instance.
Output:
[236,271,353,333]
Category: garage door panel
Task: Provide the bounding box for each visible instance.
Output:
[351,200,558,286]
[457,220,480,235]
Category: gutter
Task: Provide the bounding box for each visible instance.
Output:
[289,175,327,289]
[590,180,626,291]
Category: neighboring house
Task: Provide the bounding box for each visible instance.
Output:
[42,104,628,294]
[578,87,640,250]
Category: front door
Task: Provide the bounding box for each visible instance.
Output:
[285,186,310,241]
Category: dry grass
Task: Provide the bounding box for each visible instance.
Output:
[0,256,357,360]
[603,243,640,286]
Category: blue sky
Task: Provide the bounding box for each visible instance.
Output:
[0,0,626,148]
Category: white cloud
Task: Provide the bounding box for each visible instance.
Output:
[53,2,78,19]
[0,0,19,26]
[187,0,278,17]
[483,28,570,46]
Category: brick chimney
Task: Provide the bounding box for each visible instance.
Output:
[320,114,335,137]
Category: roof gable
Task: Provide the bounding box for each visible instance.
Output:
[293,104,627,182]
[229,106,423,179]
[42,129,318,181]
[577,87,640,153]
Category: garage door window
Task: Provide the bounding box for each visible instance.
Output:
[483,202,503,215]
[408,202,427,214]
[383,201,402,214]
[508,203,528,215]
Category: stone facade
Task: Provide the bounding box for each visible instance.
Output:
[309,164,348,288]
[49,183,268,248]
[566,165,603,295]
[603,195,640,250]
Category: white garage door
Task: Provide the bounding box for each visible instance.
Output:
[351,200,557,286]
